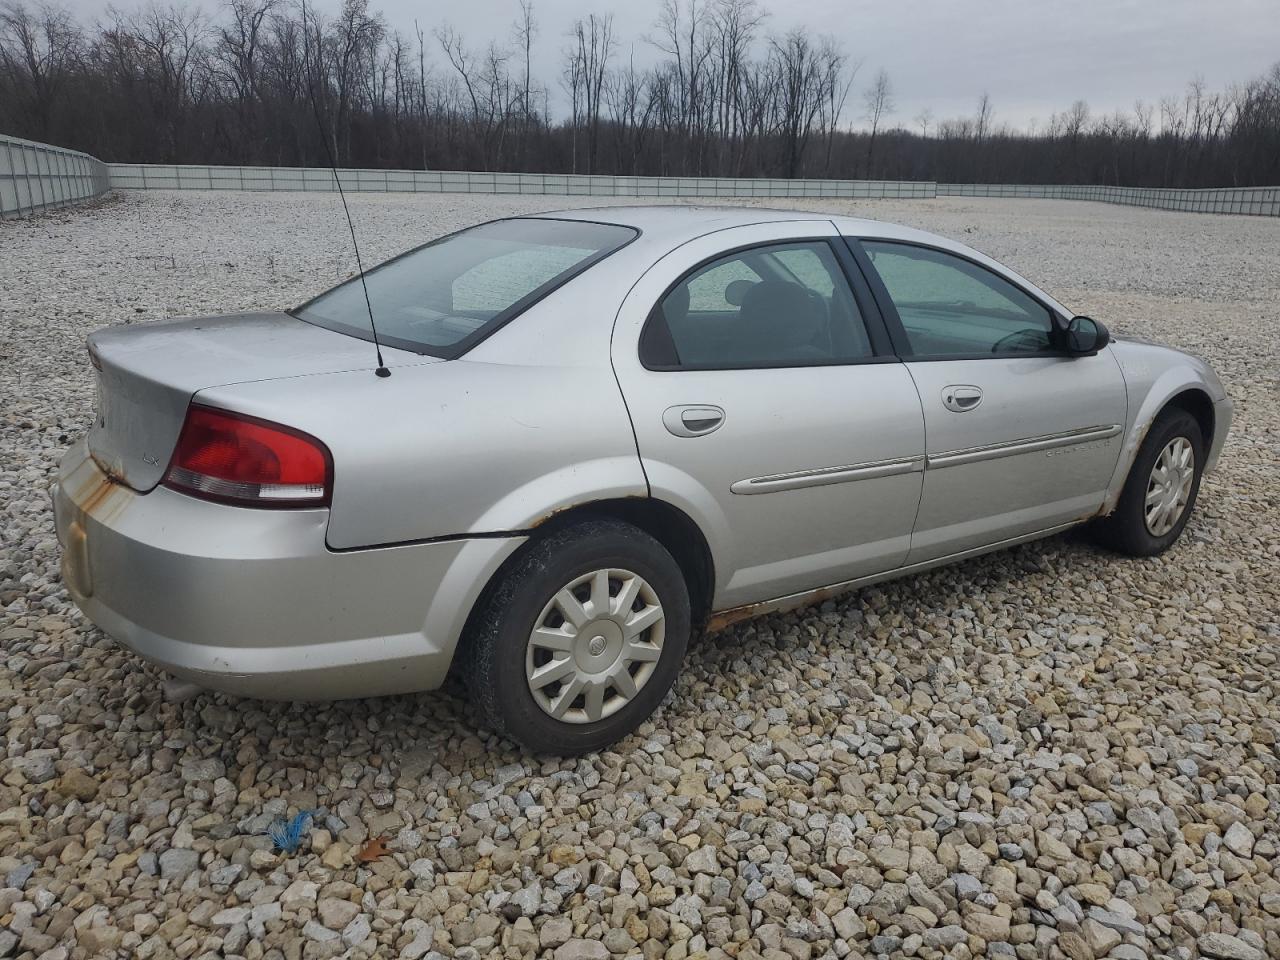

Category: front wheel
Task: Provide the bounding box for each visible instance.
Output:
[463,519,690,755]
[1092,408,1204,556]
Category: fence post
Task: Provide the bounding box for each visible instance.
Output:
[3,139,17,216]
[29,145,47,212]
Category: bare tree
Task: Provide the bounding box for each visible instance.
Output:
[437,23,509,168]
[861,67,892,176]
[765,29,843,178]
[1133,98,1152,138]
[605,47,651,174]
[413,18,427,167]
[651,0,713,173]
[212,0,277,151]
[974,91,992,142]
[565,13,612,173]
[914,106,932,137]
[708,0,765,173]
[816,35,855,176]
[0,1,81,137]
[512,0,534,125]
[99,4,209,162]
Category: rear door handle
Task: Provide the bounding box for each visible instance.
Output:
[942,385,983,412]
[663,405,725,437]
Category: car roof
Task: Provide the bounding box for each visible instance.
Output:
[534,203,944,246]
[531,203,1072,319]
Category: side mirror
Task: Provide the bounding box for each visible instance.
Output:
[1063,315,1110,355]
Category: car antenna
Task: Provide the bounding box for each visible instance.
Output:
[301,0,390,378]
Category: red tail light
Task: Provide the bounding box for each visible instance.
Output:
[164,406,332,507]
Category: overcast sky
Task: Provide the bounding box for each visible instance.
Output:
[62,0,1280,130]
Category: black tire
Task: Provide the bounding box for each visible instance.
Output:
[463,519,690,755]
[1092,408,1205,557]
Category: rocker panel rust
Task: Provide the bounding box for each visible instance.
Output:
[703,517,1085,634]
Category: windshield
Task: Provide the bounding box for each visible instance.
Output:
[294,218,637,358]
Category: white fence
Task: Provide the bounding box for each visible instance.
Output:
[105,163,935,199]
[0,134,111,218]
[2,133,1278,216]
[101,163,1280,215]
[938,182,1280,216]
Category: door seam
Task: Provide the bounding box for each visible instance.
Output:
[901,362,929,541]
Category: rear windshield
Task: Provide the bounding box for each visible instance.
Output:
[294,218,637,358]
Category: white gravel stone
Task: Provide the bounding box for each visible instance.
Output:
[341,913,372,948]
[317,896,360,930]
[554,940,609,960]
[301,919,338,942]
[156,848,199,880]
[179,757,225,782]
[1198,932,1266,960]
[1224,820,1256,858]
[209,907,249,926]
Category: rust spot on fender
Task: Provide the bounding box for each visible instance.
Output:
[529,493,651,529]
[1102,416,1152,514]
[531,502,578,528]
[1131,415,1155,453]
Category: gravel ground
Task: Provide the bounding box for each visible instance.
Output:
[1,191,1278,960]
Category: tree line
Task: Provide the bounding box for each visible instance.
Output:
[2,0,1278,187]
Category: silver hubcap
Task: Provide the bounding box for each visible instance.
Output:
[525,568,665,724]
[1144,436,1195,536]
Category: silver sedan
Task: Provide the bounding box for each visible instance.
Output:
[52,206,1232,754]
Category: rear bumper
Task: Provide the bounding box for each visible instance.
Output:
[52,440,524,699]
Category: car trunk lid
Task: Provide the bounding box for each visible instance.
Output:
[86,312,431,491]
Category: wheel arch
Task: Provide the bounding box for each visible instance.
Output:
[455,497,717,666]
[1103,380,1217,515]
[1163,387,1216,452]
[533,498,716,629]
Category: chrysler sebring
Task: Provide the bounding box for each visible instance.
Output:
[52,206,1231,753]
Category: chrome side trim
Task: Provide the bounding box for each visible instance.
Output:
[927,423,1122,470]
[731,455,925,495]
[712,427,1125,627]
[730,425,1121,495]
[706,519,1084,632]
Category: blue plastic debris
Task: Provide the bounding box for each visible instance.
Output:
[267,809,317,854]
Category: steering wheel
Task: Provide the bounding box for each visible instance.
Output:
[992,328,1047,354]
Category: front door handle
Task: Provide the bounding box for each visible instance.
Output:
[942,385,983,413]
[663,405,725,438]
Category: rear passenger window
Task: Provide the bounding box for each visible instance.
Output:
[771,247,836,298]
[862,242,1054,357]
[641,241,875,369]
[686,259,762,312]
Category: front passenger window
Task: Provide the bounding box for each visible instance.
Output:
[862,242,1055,357]
[642,241,873,368]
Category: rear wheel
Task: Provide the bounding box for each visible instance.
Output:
[1092,408,1204,556]
[464,519,690,755]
